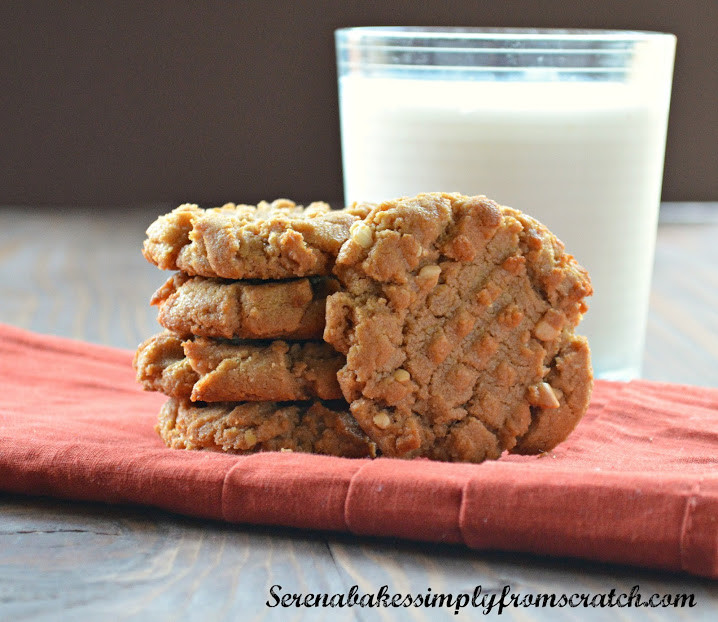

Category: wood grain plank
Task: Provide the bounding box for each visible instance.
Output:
[328,538,717,622]
[0,205,168,349]
[644,221,718,387]
[4,495,714,621]
[0,495,355,622]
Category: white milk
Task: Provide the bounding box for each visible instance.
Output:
[339,77,670,379]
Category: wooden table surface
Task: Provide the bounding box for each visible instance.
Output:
[1,203,716,621]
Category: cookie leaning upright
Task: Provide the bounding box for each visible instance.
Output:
[142,199,370,280]
[324,192,593,463]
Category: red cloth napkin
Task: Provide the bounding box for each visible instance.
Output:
[1,323,716,578]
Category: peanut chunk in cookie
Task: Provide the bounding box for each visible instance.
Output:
[326,192,593,463]
[143,200,371,279]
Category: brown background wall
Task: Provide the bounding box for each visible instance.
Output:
[1,1,716,206]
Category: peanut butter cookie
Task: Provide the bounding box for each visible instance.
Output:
[134,332,344,402]
[157,398,376,458]
[324,192,593,463]
[143,200,369,279]
[151,274,337,340]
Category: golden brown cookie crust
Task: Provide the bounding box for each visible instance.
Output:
[142,200,370,280]
[134,332,344,402]
[324,192,593,463]
[157,398,376,458]
[151,274,338,340]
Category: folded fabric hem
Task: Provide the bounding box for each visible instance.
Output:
[3,442,716,579]
[209,452,718,579]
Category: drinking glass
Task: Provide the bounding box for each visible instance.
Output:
[336,27,676,380]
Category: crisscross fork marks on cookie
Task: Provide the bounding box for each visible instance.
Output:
[325,192,592,463]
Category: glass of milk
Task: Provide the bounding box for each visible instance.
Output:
[336,27,676,380]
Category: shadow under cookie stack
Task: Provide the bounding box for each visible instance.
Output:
[134,199,377,458]
[135,193,595,464]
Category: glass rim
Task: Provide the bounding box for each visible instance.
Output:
[335,26,676,42]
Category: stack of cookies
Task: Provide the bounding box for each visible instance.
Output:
[134,199,376,458]
[135,193,594,464]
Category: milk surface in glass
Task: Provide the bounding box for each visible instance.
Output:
[337,32,675,380]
